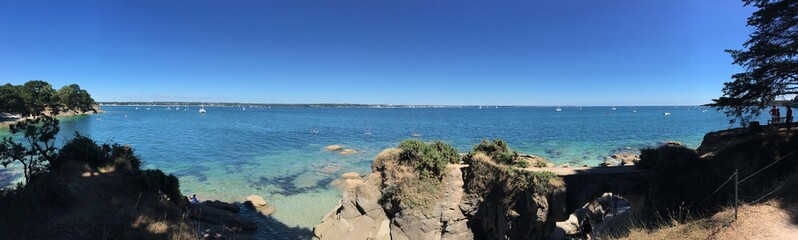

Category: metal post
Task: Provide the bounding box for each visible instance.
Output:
[734,169,739,220]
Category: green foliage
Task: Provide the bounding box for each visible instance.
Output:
[397,139,459,177]
[637,145,699,171]
[711,0,798,126]
[470,139,528,168]
[0,83,25,114]
[55,84,97,114]
[534,160,547,168]
[0,80,96,117]
[17,80,58,117]
[0,116,60,184]
[55,133,105,169]
[472,139,509,156]
[140,169,182,205]
[57,133,142,171]
[526,170,559,194]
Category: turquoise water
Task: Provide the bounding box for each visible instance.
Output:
[1,106,734,238]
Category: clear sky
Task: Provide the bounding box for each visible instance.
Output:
[0,0,753,106]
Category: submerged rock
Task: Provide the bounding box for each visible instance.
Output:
[325,145,344,151]
[340,149,360,155]
[245,194,276,216]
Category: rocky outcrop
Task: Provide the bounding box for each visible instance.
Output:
[314,172,390,240]
[315,148,565,240]
[602,152,640,166]
[387,165,472,240]
[461,153,565,239]
[315,148,473,240]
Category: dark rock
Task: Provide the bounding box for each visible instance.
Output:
[203,200,240,213]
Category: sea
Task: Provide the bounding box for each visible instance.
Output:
[0,105,738,238]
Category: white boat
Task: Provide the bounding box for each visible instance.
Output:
[411,133,422,137]
[311,128,319,134]
[702,110,707,113]
[199,103,207,113]
[365,128,372,135]
[611,107,617,111]
[663,112,671,116]
[632,109,637,113]
[556,98,562,112]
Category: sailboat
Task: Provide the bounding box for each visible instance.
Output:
[556,99,562,112]
[199,103,207,113]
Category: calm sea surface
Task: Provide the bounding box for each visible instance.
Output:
[1,106,736,238]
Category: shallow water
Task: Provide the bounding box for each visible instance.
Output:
[1,106,736,237]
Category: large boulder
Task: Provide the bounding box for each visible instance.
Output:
[245,194,276,216]
[188,203,256,231]
[245,195,267,208]
[203,200,240,213]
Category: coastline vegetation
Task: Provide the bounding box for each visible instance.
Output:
[0,80,190,238]
[376,140,459,213]
[468,139,530,168]
[1,80,96,118]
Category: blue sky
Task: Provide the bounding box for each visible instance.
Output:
[0,0,753,105]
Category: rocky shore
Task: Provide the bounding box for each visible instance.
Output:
[313,128,798,239]
[314,145,566,240]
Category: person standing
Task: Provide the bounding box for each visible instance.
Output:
[770,106,779,124]
[787,106,793,129]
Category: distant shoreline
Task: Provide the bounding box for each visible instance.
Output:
[99,102,709,109]
[0,109,104,129]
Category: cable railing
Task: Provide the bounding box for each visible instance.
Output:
[695,151,796,237]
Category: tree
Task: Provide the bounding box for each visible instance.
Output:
[18,80,58,117]
[0,117,60,184]
[710,0,798,126]
[0,83,24,114]
[56,84,97,114]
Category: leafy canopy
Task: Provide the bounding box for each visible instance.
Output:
[0,116,60,184]
[710,0,798,126]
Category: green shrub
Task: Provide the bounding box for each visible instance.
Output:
[140,169,182,205]
[637,145,699,171]
[397,139,459,177]
[534,160,547,168]
[56,133,142,171]
[472,139,509,156]
[470,138,527,168]
[108,144,141,171]
[56,132,106,169]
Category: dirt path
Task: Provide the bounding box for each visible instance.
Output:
[713,201,798,240]
[524,165,642,176]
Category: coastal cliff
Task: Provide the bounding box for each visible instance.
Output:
[314,140,565,240]
[316,128,798,239]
